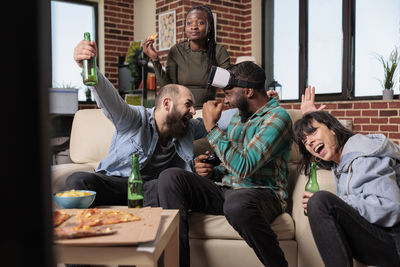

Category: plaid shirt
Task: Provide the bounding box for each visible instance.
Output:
[207,98,292,209]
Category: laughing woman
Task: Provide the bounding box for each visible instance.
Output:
[294,92,400,266]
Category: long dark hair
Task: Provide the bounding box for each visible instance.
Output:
[183,5,217,72]
[293,111,355,175]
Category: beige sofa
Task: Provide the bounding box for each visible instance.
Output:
[52,108,363,267]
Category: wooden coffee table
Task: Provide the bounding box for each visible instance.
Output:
[54,208,179,267]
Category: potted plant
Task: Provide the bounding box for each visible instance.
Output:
[85,87,92,102]
[125,41,142,91]
[377,47,398,100]
[123,41,143,105]
[49,82,80,114]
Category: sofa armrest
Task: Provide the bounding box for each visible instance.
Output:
[51,163,96,193]
[292,169,336,267]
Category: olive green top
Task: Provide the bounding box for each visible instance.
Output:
[152,41,231,107]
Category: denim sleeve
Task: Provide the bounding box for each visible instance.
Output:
[90,71,142,132]
[217,108,237,131]
[189,118,208,140]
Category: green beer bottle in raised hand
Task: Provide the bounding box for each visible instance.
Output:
[128,153,143,208]
[304,161,319,216]
[82,32,98,86]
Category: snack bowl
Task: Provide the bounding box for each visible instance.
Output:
[53,190,96,209]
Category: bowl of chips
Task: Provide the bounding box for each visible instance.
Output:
[53,189,96,209]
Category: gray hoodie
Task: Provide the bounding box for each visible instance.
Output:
[333,134,400,227]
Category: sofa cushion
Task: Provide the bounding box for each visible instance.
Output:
[189,212,294,241]
[190,239,297,267]
[69,109,114,164]
[51,163,96,193]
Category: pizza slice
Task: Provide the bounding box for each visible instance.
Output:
[53,210,72,227]
[54,226,116,239]
[77,208,140,228]
[151,33,158,39]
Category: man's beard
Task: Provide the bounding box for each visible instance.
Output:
[237,96,252,123]
[165,107,187,139]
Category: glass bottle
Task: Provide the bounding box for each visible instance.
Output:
[82,32,98,86]
[304,161,319,216]
[128,153,143,208]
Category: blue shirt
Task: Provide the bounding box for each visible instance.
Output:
[90,72,234,177]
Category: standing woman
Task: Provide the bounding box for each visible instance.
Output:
[293,88,400,267]
[142,5,230,107]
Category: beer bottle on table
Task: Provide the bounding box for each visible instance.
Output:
[128,153,143,208]
[82,32,98,86]
[304,161,319,216]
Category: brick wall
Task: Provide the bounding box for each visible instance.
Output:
[154,0,252,65]
[281,100,400,145]
[104,0,135,88]
[100,0,400,145]
[103,0,254,89]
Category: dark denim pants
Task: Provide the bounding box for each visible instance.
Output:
[307,190,400,267]
[65,171,160,207]
[157,167,288,267]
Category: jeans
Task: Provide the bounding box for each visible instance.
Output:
[157,167,288,267]
[65,171,160,207]
[307,190,400,267]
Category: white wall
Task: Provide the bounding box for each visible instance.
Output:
[134,0,156,42]
[251,0,262,66]
[88,0,105,73]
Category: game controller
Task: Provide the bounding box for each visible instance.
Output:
[202,153,221,166]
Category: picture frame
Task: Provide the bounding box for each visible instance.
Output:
[158,10,176,51]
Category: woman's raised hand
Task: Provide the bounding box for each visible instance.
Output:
[142,35,158,61]
[301,85,326,115]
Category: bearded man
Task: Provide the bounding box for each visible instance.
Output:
[157,61,293,267]
[65,39,236,207]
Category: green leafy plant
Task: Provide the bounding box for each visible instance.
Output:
[85,87,92,101]
[125,41,142,93]
[53,81,81,90]
[377,47,399,90]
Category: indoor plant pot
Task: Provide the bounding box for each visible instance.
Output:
[378,47,398,100]
[382,89,394,100]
